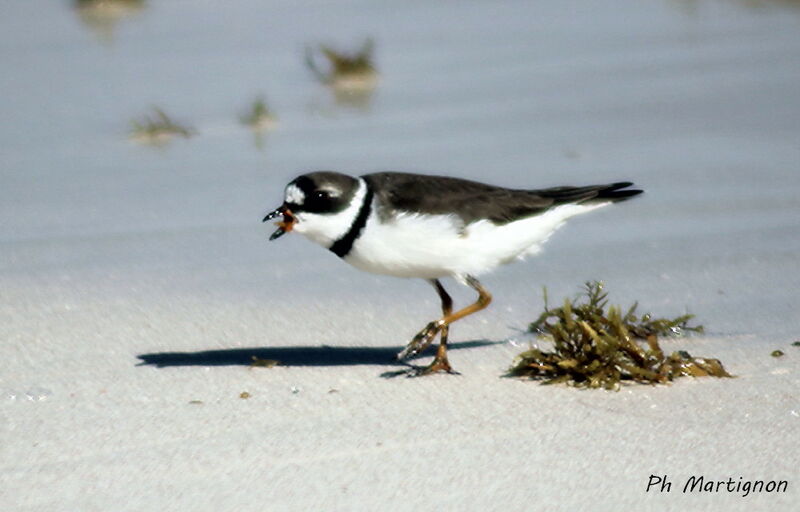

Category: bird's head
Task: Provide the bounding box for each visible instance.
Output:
[263,171,363,246]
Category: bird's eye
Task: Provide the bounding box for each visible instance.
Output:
[315,191,329,199]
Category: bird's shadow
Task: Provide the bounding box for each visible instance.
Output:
[136,340,500,371]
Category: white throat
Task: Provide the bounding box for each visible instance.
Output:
[292,178,368,249]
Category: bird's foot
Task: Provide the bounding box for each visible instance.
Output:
[380,355,460,378]
[396,320,442,360]
[406,355,460,377]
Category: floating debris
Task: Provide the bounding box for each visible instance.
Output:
[240,96,277,132]
[129,107,194,146]
[74,0,146,43]
[771,350,785,358]
[509,281,730,389]
[250,356,280,368]
[792,341,800,348]
[239,391,251,399]
[188,399,203,405]
[305,38,378,91]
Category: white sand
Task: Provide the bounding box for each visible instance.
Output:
[2,1,799,510]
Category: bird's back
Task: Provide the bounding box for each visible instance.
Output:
[363,172,641,226]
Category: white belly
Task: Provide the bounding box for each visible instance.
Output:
[344,202,609,278]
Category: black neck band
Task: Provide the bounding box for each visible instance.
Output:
[329,182,373,258]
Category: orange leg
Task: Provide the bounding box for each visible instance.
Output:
[398,276,492,375]
[424,279,454,373]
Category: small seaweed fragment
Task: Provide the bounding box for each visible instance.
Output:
[305,38,378,91]
[792,341,800,348]
[129,107,194,146]
[240,96,277,132]
[510,281,729,389]
[771,350,785,358]
[74,0,145,43]
[239,391,251,399]
[250,356,280,368]
[75,0,144,9]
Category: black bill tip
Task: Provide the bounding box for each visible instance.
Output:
[262,207,283,223]
[269,228,286,241]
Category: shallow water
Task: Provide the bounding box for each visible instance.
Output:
[3,0,799,341]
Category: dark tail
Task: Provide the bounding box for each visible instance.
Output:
[534,181,643,205]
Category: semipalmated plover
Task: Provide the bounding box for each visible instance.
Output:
[264,171,642,375]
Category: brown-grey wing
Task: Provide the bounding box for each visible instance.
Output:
[362,172,556,225]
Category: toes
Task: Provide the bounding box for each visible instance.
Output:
[402,356,459,377]
[406,363,459,377]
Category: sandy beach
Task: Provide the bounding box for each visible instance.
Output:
[2,1,799,510]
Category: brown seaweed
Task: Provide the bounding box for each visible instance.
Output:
[250,356,280,368]
[129,107,193,146]
[240,96,277,132]
[305,38,378,90]
[74,0,145,43]
[509,281,731,389]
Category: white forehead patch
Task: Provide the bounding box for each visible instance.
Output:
[285,184,305,205]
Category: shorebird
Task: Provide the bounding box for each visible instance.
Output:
[264,171,642,375]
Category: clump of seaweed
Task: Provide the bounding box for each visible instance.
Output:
[305,38,378,91]
[129,107,194,146]
[509,281,730,389]
[240,96,277,132]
